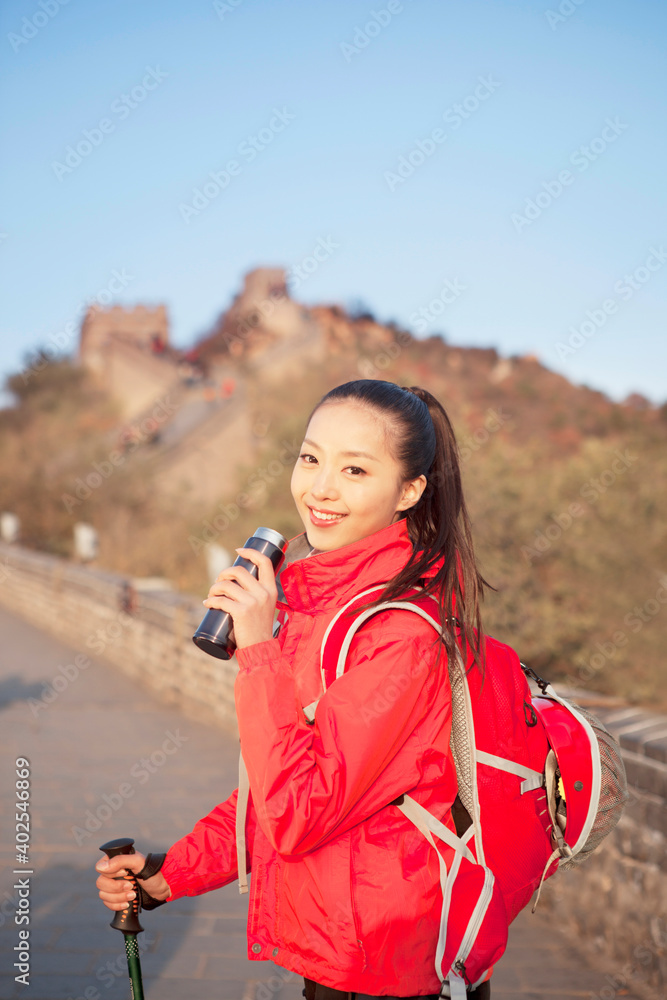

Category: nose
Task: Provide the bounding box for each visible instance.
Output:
[310,466,340,501]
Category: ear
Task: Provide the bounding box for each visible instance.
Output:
[396,474,427,512]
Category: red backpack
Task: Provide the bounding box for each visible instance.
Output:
[315,583,629,998]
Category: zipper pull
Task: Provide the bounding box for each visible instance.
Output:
[452,960,470,985]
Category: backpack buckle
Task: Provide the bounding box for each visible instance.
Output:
[520,662,550,694]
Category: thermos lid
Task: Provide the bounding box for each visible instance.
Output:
[254,526,289,551]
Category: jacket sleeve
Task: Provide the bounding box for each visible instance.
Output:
[234,609,449,856]
[160,786,258,900]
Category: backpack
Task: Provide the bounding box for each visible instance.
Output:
[312,583,629,998]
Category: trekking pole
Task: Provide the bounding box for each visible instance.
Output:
[99,837,146,1000]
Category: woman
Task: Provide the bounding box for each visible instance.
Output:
[96,380,493,997]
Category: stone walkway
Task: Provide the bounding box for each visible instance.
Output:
[0,606,645,1000]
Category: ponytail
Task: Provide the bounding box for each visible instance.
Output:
[310,380,494,673]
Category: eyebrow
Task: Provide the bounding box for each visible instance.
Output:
[302,438,379,461]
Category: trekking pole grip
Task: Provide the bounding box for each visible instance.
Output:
[99,837,145,935]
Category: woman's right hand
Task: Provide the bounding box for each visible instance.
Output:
[95,852,171,911]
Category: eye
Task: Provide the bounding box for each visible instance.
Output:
[299,454,364,475]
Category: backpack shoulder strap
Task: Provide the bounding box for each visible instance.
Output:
[301,584,390,722]
[318,583,389,689]
[314,589,486,865]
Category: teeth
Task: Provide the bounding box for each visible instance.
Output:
[311,508,345,521]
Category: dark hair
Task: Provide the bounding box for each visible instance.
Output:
[308,379,495,673]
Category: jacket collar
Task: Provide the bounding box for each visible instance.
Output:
[276,517,440,613]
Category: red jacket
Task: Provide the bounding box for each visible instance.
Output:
[161,517,460,995]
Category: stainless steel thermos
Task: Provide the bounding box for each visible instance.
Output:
[192,526,288,659]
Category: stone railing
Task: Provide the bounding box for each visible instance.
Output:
[0,541,239,732]
[0,542,665,996]
[534,694,667,999]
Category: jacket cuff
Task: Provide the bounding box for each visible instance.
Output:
[160,850,225,902]
[159,853,189,902]
[160,842,242,901]
[235,637,284,672]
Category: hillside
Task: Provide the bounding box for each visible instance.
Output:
[1,273,665,707]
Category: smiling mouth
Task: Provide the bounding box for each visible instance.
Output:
[308,506,348,522]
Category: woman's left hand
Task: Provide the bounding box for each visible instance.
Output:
[202,547,278,650]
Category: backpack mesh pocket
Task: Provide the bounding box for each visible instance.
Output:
[559,706,629,869]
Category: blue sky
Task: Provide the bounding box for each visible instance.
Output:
[1,0,666,403]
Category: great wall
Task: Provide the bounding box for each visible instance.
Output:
[0,268,664,997]
[75,267,403,505]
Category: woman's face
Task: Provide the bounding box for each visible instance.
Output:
[290,401,426,551]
